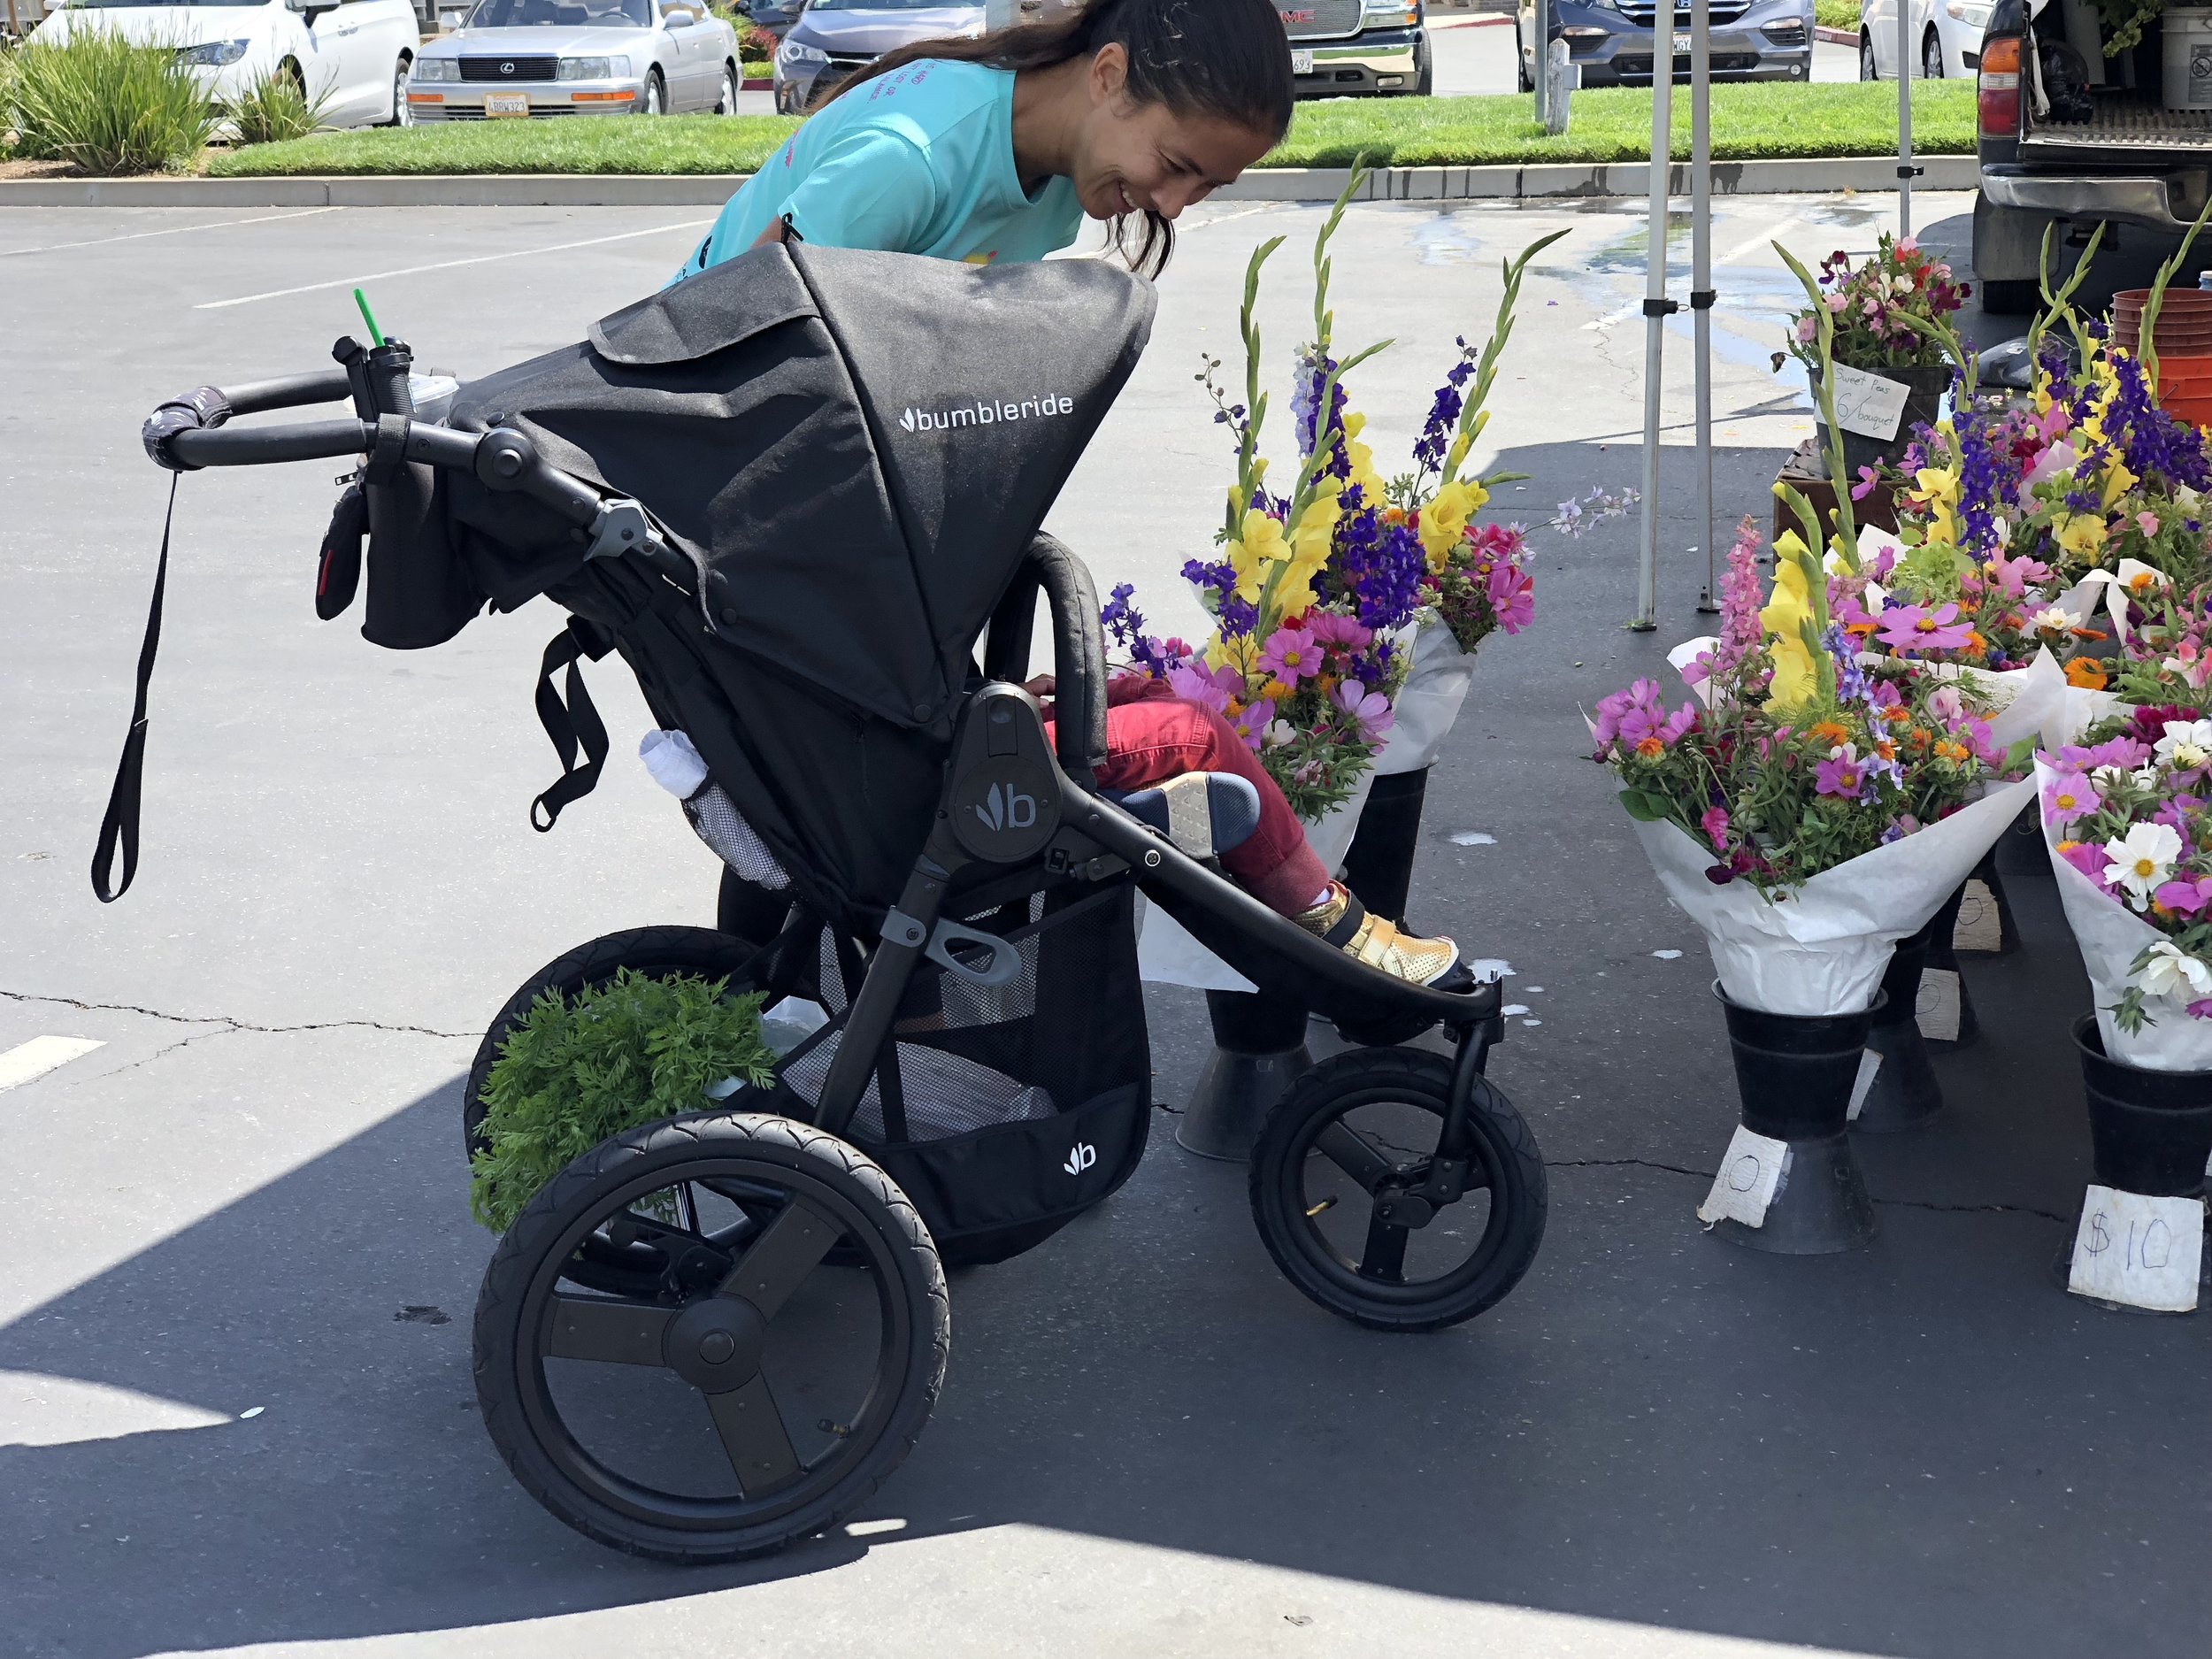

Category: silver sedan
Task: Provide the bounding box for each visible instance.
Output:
[408,0,741,120]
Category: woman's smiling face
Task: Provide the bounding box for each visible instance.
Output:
[1069,44,1280,223]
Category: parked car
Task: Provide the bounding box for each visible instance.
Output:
[32,0,420,127]
[1858,0,1985,79]
[741,0,800,38]
[408,0,739,118]
[1516,0,1810,88]
[1971,0,2212,312]
[772,0,979,114]
[1279,0,1430,98]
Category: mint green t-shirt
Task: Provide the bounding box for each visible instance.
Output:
[672,60,1085,281]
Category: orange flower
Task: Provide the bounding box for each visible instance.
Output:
[1906,727,1932,749]
[1261,679,1295,703]
[1635,736,1665,759]
[1874,738,1898,763]
[1883,704,1912,726]
[1382,506,1407,526]
[1964,630,1988,656]
[1809,721,1851,748]
[1935,740,1970,761]
[2064,657,2109,690]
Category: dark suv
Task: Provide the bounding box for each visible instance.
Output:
[1517,0,1810,88]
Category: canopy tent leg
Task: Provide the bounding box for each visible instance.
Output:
[1632,63,1675,633]
[1897,0,1915,239]
[1691,0,1717,615]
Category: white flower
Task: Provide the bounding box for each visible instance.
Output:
[2093,763,2132,789]
[2155,718,2212,770]
[2178,485,2204,515]
[2026,605,2076,634]
[2103,821,2184,903]
[2138,940,2212,1002]
[2134,764,2163,791]
[1263,719,1296,749]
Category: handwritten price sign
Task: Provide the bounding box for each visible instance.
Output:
[1697,1125,1791,1228]
[1827,365,1913,442]
[2067,1185,2204,1313]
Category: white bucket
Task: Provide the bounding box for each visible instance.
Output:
[2163,8,2212,111]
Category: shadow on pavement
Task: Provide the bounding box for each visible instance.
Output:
[4,442,2208,1659]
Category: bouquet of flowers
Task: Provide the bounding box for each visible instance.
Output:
[1102,166,1562,823]
[1785,234,1970,376]
[2037,706,2212,1069]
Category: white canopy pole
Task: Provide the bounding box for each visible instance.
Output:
[1691,0,1717,613]
[1632,57,1675,632]
[1896,0,1914,237]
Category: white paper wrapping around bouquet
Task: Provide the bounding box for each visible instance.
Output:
[2036,758,2212,1071]
[1632,775,2036,1016]
[1953,647,2068,753]
[1137,768,1377,991]
[1375,621,1477,776]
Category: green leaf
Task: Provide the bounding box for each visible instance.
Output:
[1617,787,1670,823]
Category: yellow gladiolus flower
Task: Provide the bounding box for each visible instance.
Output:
[1445,431,1472,477]
[1226,510,1289,602]
[1764,635,1819,714]
[1914,465,1960,506]
[1417,479,1486,572]
[2101,457,2138,511]
[1759,545,1814,641]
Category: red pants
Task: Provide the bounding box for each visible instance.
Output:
[1043,678,1330,916]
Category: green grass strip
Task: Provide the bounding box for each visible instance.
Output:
[205,82,1972,178]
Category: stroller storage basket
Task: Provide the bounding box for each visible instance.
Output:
[774,882,1150,1265]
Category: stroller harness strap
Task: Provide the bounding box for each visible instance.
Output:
[90,475,179,903]
[530,618,613,832]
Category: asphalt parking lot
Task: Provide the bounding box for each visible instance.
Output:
[4,190,2208,1659]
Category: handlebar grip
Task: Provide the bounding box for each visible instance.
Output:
[220,368,357,418]
[166,419,374,467]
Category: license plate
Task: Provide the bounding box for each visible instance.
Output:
[1291,47,1314,74]
[1672,30,1692,53]
[484,91,529,117]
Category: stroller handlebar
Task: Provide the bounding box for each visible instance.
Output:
[221,367,357,419]
[167,418,377,468]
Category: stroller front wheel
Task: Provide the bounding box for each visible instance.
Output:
[1248,1048,1547,1332]
[473,1110,948,1563]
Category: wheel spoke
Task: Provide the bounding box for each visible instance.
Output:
[705,1372,803,1494]
[545,1293,675,1366]
[1358,1212,1409,1282]
[1315,1121,1396,1194]
[716,1199,841,1317]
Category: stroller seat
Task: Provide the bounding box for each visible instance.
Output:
[1094,772,1261,861]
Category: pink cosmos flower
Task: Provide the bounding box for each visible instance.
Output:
[1985,548,2052,597]
[1850,465,1881,502]
[2041,771,2101,825]
[1875,603,1976,655]
[1487,565,1535,634]
[1226,697,1275,752]
[1331,679,1394,744]
[1815,745,1869,798]
[1166,659,1240,715]
[2058,840,2113,887]
[1256,625,1323,685]
[1305,610,1373,652]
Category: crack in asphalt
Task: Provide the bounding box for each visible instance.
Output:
[1,988,476,1041]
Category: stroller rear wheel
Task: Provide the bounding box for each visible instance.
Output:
[1248,1048,1546,1332]
[473,1110,949,1563]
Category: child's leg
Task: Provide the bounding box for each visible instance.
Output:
[1048,696,1330,915]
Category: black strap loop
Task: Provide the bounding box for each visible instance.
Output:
[529,619,611,833]
[91,475,179,902]
[1688,288,1718,310]
[1643,296,1680,317]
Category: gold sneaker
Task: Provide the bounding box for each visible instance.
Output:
[1294,882,1471,989]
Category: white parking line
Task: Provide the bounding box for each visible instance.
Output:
[1719,214,1799,267]
[0,1036,104,1093]
[0,206,346,260]
[194,218,717,311]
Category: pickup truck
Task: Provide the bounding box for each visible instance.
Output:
[1277,0,1432,97]
[1974,0,2212,311]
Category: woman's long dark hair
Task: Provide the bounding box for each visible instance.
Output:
[824,0,1294,277]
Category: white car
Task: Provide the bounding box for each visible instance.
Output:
[33,0,423,128]
[1858,0,1987,81]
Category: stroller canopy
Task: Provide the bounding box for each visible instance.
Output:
[449,242,1156,733]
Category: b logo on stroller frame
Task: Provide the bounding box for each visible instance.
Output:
[1063,1141,1097,1177]
[900,394,1075,434]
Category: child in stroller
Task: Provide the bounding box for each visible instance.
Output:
[119,242,1548,1563]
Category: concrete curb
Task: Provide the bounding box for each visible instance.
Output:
[1814,24,1860,43]
[0,154,1978,208]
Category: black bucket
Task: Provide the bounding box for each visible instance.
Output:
[1809,362,1953,473]
[2075,1018,2212,1194]
[1855,923,1942,1133]
[1340,766,1430,925]
[1178,988,1310,1163]
[1710,985,1880,1254]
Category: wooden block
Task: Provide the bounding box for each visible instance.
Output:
[1772,441,1900,548]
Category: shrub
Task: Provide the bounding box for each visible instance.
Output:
[469,969,776,1233]
[1813,0,1858,31]
[9,27,218,173]
[228,65,329,146]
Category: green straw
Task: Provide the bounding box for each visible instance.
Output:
[353,287,385,348]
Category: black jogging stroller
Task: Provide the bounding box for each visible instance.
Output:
[125,242,1547,1563]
